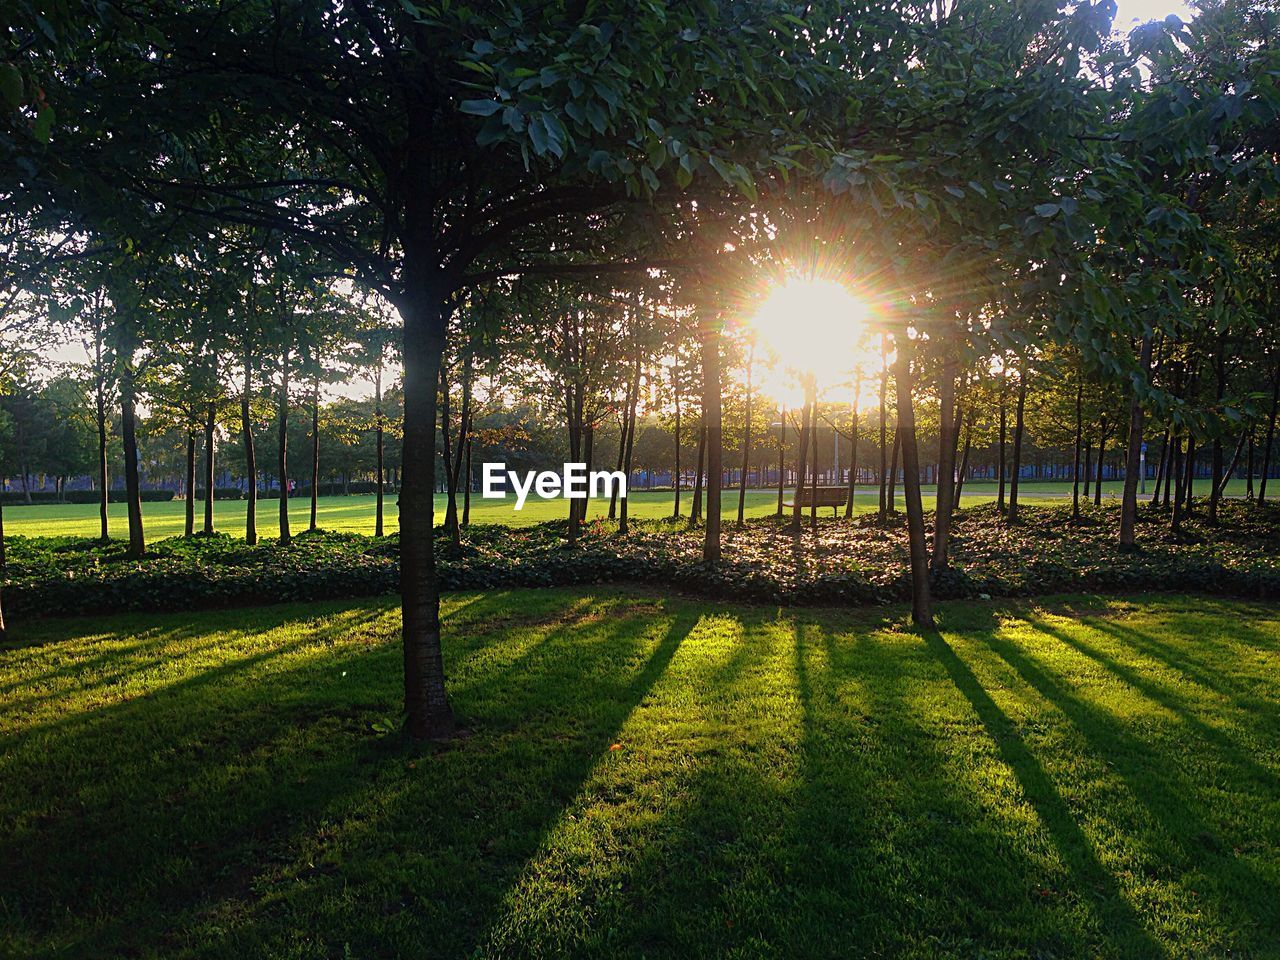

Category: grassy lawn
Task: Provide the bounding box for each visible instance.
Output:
[0,479,1253,541]
[2,589,1277,958]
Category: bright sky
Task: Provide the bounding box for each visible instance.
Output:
[1112,0,1194,32]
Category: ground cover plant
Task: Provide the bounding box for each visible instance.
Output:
[5,500,1279,620]
[2,588,1277,958]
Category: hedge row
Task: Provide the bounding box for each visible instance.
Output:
[3,501,1278,620]
[1,490,175,506]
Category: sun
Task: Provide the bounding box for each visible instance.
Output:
[749,275,880,397]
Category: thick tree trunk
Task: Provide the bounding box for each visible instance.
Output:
[278,349,291,545]
[398,250,454,741]
[243,361,258,545]
[932,363,956,565]
[185,430,196,537]
[894,338,933,629]
[310,379,320,532]
[701,325,722,564]
[1008,370,1028,523]
[120,366,146,559]
[204,401,216,535]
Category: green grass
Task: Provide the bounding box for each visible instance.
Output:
[1,478,1252,541]
[3,589,1277,958]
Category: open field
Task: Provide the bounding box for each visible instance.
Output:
[2,588,1277,958]
[0,478,1254,541]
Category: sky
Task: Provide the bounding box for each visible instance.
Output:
[1112,0,1194,32]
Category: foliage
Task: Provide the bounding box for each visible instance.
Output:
[6,500,1280,619]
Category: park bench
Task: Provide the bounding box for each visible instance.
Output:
[784,485,848,516]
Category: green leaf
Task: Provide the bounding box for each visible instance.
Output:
[0,64,22,111]
[1034,203,1060,218]
[459,99,504,117]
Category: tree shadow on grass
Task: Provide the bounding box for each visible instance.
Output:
[977,614,1278,953]
[0,590,701,959]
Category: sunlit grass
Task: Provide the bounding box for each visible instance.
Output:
[0,480,1254,541]
[2,589,1276,957]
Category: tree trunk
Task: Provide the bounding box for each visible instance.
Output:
[278,347,291,545]
[120,365,146,559]
[1260,362,1279,504]
[810,380,819,533]
[1208,335,1226,525]
[397,245,454,741]
[792,395,811,534]
[701,324,722,564]
[185,430,196,537]
[462,438,472,527]
[620,359,639,535]
[1008,369,1028,523]
[776,404,786,518]
[846,378,861,520]
[932,363,956,564]
[375,363,385,537]
[1072,380,1083,522]
[1083,441,1093,499]
[886,426,900,516]
[1093,415,1108,508]
[95,351,109,542]
[737,344,753,528]
[204,401,216,535]
[894,337,933,629]
[310,379,320,532]
[672,371,682,519]
[878,341,889,521]
[954,415,973,504]
[1245,428,1256,501]
[997,371,1007,514]
[690,420,706,525]
[243,359,258,545]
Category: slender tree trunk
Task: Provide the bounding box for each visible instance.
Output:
[1072,381,1083,522]
[119,366,146,559]
[672,372,682,519]
[1150,428,1170,511]
[95,350,109,542]
[690,420,706,525]
[309,379,320,532]
[792,395,811,534]
[737,344,754,528]
[375,364,385,537]
[894,338,933,629]
[1246,428,1256,501]
[1216,429,1246,500]
[185,430,196,537]
[1083,441,1093,499]
[776,404,786,518]
[278,348,291,545]
[1093,415,1108,508]
[701,324,722,563]
[0,498,5,637]
[243,359,258,545]
[204,401,216,535]
[1008,369,1028,523]
[810,381,819,532]
[397,241,454,740]
[1209,336,1227,524]
[1261,363,1279,504]
[846,379,861,520]
[1171,432,1186,531]
[932,363,956,564]
[878,341,889,520]
[620,360,639,535]
[886,427,900,516]
[1120,337,1153,545]
[954,414,973,504]
[462,438,472,527]
[997,372,1008,513]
